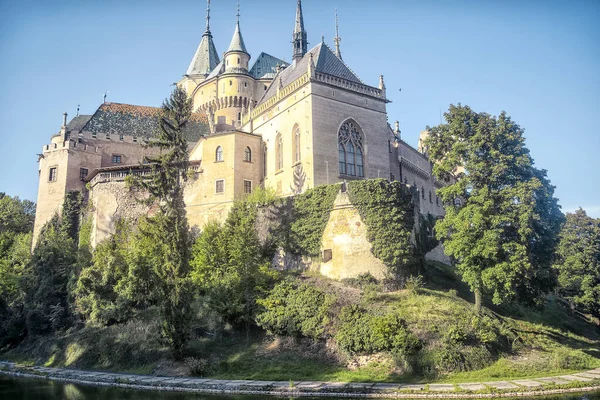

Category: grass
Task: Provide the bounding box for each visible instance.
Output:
[2,263,599,384]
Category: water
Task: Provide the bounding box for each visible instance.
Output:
[0,376,599,400]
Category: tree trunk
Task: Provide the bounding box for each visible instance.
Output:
[474,288,483,314]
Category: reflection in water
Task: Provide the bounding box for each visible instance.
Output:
[0,376,599,400]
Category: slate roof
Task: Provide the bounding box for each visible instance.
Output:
[81,102,209,141]
[249,53,288,80]
[186,31,220,76]
[66,115,92,132]
[257,42,363,106]
[226,22,248,54]
[206,60,224,80]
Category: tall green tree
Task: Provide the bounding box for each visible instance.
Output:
[128,86,194,358]
[0,194,35,346]
[425,104,563,312]
[554,208,600,317]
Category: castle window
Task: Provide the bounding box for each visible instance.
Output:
[133,136,137,143]
[238,112,241,121]
[215,146,223,162]
[264,85,267,91]
[119,134,124,141]
[229,80,232,86]
[112,155,122,164]
[244,180,252,194]
[263,146,267,176]
[429,191,433,203]
[237,57,240,65]
[293,125,301,163]
[338,120,364,177]
[48,167,57,182]
[79,168,88,181]
[436,196,439,206]
[92,132,97,139]
[215,179,225,194]
[244,82,247,87]
[244,146,252,162]
[421,187,425,199]
[276,133,283,171]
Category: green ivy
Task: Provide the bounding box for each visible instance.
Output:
[347,179,416,277]
[286,184,341,257]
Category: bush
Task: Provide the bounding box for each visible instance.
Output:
[256,280,335,340]
[335,305,421,355]
[340,273,378,289]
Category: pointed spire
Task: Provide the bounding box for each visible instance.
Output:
[186,0,220,76]
[334,9,342,60]
[226,0,248,54]
[205,0,211,33]
[292,0,308,62]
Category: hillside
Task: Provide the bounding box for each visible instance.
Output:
[3,262,599,384]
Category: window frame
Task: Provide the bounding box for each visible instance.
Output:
[48,167,57,182]
[293,125,301,164]
[244,146,252,163]
[215,146,224,162]
[243,180,252,194]
[112,154,122,164]
[338,120,365,178]
[79,168,89,182]
[215,179,225,194]
[276,133,283,171]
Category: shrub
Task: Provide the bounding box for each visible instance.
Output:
[404,275,424,293]
[340,273,379,289]
[335,305,421,355]
[256,279,335,340]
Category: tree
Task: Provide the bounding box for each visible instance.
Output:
[0,194,35,346]
[425,104,563,312]
[127,86,194,358]
[554,208,600,317]
[24,215,76,334]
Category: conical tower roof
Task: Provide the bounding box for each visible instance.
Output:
[226,21,248,54]
[186,1,220,76]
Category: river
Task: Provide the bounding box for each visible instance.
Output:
[1,376,599,400]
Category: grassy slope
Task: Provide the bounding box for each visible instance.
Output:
[2,264,599,383]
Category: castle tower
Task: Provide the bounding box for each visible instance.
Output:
[179,0,221,96]
[292,0,308,62]
[212,3,252,129]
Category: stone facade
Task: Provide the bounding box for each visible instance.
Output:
[33,0,450,269]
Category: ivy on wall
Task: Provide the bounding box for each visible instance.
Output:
[285,184,341,258]
[347,179,416,277]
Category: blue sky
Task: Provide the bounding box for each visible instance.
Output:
[1,0,599,216]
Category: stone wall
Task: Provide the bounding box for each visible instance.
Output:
[319,191,388,280]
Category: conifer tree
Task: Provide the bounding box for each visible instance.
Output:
[128,86,194,358]
[425,104,563,312]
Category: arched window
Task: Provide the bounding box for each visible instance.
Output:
[263,145,267,176]
[293,125,301,163]
[338,120,364,177]
[215,146,223,162]
[244,146,252,162]
[276,133,283,171]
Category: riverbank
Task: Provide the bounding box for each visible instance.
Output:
[2,361,600,398]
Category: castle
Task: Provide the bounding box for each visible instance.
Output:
[33,1,448,274]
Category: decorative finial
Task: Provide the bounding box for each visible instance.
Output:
[236,0,240,25]
[103,90,109,104]
[334,9,342,60]
[206,0,211,33]
[321,35,325,43]
[62,112,68,127]
[76,104,80,117]
[394,121,400,134]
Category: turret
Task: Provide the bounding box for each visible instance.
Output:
[292,0,308,62]
[185,0,220,77]
[224,4,250,73]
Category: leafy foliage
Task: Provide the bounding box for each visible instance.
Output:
[335,305,421,355]
[256,279,335,340]
[24,216,76,335]
[287,184,341,257]
[424,104,563,310]
[554,208,600,317]
[190,189,280,332]
[347,179,416,277]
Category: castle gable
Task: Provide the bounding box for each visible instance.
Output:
[256,43,364,107]
[81,102,209,141]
